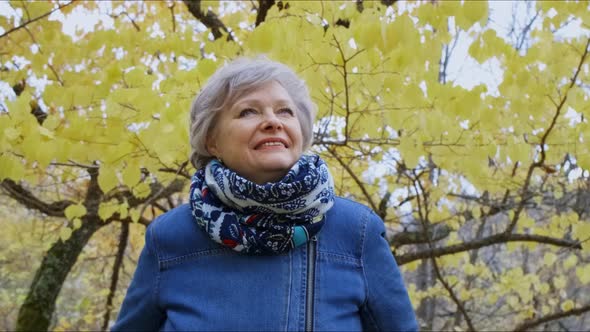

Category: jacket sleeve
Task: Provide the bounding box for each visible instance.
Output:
[360,211,418,332]
[111,223,165,331]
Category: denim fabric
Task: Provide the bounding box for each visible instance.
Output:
[112,197,418,331]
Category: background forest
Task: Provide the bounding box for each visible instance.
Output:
[1,0,589,331]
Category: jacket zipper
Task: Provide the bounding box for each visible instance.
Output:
[305,236,317,332]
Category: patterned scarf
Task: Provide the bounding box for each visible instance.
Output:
[189,154,335,255]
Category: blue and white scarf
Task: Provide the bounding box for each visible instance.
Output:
[189,154,335,255]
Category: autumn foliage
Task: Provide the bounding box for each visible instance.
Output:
[1,1,589,330]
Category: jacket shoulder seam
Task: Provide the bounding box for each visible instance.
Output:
[146,224,162,312]
[360,211,386,331]
[360,209,370,305]
[160,248,233,268]
[318,251,362,266]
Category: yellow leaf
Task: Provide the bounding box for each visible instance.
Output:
[506,295,519,309]
[122,164,141,187]
[561,300,575,311]
[59,227,72,241]
[130,208,141,223]
[4,127,20,141]
[468,30,510,64]
[39,126,54,140]
[563,255,578,269]
[459,289,470,301]
[98,165,118,193]
[576,264,590,284]
[0,155,24,181]
[64,204,87,221]
[507,242,519,253]
[553,276,567,289]
[456,1,488,30]
[398,137,420,169]
[543,252,557,266]
[124,67,152,87]
[98,201,119,221]
[23,1,55,18]
[73,218,82,230]
[523,307,535,319]
[83,313,94,325]
[464,263,476,276]
[573,222,590,250]
[132,181,151,199]
[520,214,535,229]
[119,201,129,219]
[486,291,498,305]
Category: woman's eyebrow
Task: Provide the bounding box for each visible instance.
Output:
[234,98,294,107]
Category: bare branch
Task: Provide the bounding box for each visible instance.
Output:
[1,179,73,217]
[505,37,590,234]
[397,232,581,265]
[380,0,398,6]
[84,167,103,216]
[255,0,275,27]
[411,170,475,331]
[104,178,186,208]
[326,148,378,213]
[0,1,77,40]
[183,0,233,41]
[101,221,129,331]
[515,10,540,51]
[158,160,191,179]
[389,224,452,247]
[169,2,176,33]
[513,304,590,331]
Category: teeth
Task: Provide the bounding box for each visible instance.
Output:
[262,142,284,147]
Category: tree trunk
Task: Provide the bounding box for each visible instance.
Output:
[16,217,104,331]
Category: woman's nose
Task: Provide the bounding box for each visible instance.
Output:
[261,110,283,130]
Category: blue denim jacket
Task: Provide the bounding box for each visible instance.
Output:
[112,197,417,331]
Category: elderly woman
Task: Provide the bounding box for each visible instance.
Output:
[113,58,417,331]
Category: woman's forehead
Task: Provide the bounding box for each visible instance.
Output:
[229,81,293,105]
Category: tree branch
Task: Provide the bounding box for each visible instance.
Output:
[326,148,378,213]
[101,221,129,331]
[513,304,590,331]
[0,1,77,40]
[515,10,540,51]
[389,223,452,247]
[84,167,103,216]
[505,37,590,234]
[411,170,475,331]
[396,232,581,265]
[255,0,275,27]
[104,178,186,208]
[183,0,233,41]
[1,179,73,217]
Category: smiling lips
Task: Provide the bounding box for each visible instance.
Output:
[254,138,289,150]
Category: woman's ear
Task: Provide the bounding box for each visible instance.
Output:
[206,136,219,157]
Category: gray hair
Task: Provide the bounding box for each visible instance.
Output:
[189,57,317,169]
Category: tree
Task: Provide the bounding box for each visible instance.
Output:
[1,0,589,330]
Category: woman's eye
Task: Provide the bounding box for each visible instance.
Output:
[238,108,257,117]
[278,108,294,116]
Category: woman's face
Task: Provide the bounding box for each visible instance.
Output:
[206,81,304,184]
